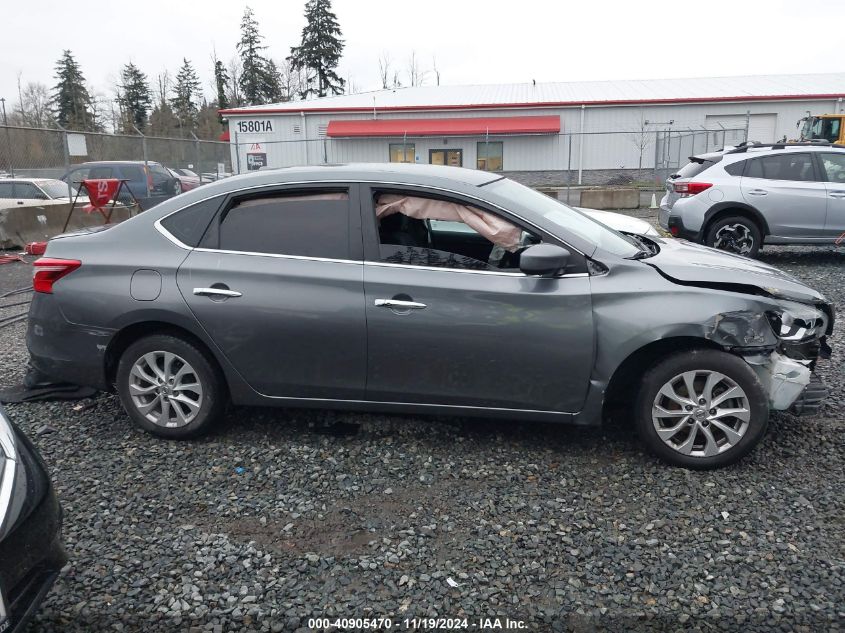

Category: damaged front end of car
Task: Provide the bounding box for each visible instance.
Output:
[712,298,834,415]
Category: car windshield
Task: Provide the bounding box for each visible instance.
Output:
[40,181,77,199]
[484,178,642,257]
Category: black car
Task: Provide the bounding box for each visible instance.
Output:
[0,406,65,632]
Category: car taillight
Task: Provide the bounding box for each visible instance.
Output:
[33,258,81,294]
[673,182,713,197]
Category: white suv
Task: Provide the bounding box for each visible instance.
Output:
[659,143,845,257]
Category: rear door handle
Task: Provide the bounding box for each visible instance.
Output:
[374,299,427,310]
[829,190,845,199]
[193,287,242,298]
[747,189,768,196]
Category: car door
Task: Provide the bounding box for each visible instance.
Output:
[816,152,845,238]
[360,184,594,413]
[740,152,828,238]
[175,184,367,400]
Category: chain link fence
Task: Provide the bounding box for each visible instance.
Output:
[0,125,232,183]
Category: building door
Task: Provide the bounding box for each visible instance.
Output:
[429,149,463,167]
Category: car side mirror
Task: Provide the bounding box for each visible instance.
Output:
[519,244,570,277]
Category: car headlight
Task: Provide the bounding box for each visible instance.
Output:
[766,300,829,341]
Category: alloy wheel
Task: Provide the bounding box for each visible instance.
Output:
[713,223,754,255]
[128,351,203,428]
[651,370,750,458]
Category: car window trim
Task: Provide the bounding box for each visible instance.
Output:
[154,178,589,260]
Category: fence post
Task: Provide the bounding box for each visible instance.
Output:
[566,134,572,204]
[234,130,241,174]
[56,123,72,199]
[577,104,585,185]
[190,132,201,176]
[133,125,150,199]
[653,130,660,186]
[0,99,13,177]
[744,110,751,143]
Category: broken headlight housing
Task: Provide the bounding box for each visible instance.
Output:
[766,301,829,342]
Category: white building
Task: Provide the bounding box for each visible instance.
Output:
[220,73,845,184]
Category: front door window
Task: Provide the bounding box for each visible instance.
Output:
[429,149,462,167]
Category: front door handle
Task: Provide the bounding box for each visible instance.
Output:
[374,299,427,310]
[193,287,242,298]
[747,189,768,196]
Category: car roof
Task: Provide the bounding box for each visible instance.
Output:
[1,178,60,185]
[255,163,500,186]
[75,160,161,166]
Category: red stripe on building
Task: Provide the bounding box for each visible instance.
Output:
[325,116,561,138]
[219,93,845,116]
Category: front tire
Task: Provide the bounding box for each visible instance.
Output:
[116,334,225,439]
[635,349,769,469]
[705,215,762,258]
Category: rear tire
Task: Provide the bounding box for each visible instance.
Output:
[635,349,769,469]
[704,215,762,258]
[116,334,225,439]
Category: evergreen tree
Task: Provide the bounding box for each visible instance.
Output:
[214,59,230,119]
[118,62,152,133]
[237,7,273,105]
[263,60,284,103]
[51,50,95,130]
[289,0,345,98]
[170,58,202,135]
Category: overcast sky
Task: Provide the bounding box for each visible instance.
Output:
[2,0,844,109]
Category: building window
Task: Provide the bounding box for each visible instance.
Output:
[477,141,503,171]
[389,143,415,163]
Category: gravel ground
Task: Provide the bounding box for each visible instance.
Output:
[1,231,842,632]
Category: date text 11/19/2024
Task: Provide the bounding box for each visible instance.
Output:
[307,617,527,630]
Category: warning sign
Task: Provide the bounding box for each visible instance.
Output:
[247,153,267,170]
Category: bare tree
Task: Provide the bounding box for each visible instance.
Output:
[405,51,428,87]
[432,56,441,86]
[226,56,243,107]
[277,58,305,102]
[154,71,171,107]
[18,82,52,127]
[627,110,653,174]
[378,52,393,89]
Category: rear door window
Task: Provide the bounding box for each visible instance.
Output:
[14,183,45,199]
[120,165,145,181]
[217,189,351,259]
[87,166,114,179]
[819,153,845,183]
[746,153,816,181]
[0,183,15,198]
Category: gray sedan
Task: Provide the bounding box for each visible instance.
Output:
[26,164,834,468]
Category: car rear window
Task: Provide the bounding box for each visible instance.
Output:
[673,161,711,179]
[148,164,170,177]
[218,190,351,259]
[160,196,224,247]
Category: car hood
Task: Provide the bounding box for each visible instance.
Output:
[644,238,825,304]
[578,207,659,236]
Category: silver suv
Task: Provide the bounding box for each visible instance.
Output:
[659,143,845,257]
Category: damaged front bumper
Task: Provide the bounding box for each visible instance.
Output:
[742,299,833,416]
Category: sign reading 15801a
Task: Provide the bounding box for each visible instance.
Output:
[235,120,274,133]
